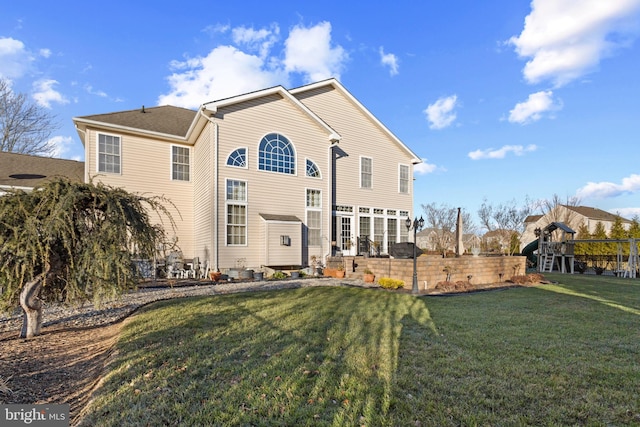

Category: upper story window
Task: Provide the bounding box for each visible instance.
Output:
[227,148,247,168]
[360,157,372,188]
[172,145,190,181]
[98,133,121,174]
[258,133,295,175]
[399,164,409,193]
[306,159,321,178]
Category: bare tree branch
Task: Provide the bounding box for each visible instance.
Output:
[0,78,59,156]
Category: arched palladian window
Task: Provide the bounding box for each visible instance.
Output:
[258,133,295,175]
[227,148,247,168]
[306,159,321,178]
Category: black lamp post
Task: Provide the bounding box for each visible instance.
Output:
[406,215,425,295]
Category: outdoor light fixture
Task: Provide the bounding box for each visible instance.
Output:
[406,216,425,295]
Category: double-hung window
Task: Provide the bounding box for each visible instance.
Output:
[226,179,247,245]
[306,189,322,247]
[399,164,409,193]
[172,146,190,181]
[98,133,121,174]
[361,157,372,188]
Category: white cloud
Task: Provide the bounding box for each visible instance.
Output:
[158,22,348,108]
[84,84,108,98]
[612,207,640,219]
[379,47,399,76]
[468,144,537,160]
[39,48,52,58]
[158,45,286,108]
[509,0,640,86]
[0,37,33,80]
[424,95,458,129]
[575,174,640,199]
[232,24,280,58]
[32,79,69,108]
[414,159,441,174]
[508,90,560,124]
[283,21,348,83]
[48,135,74,158]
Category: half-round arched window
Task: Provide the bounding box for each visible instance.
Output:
[258,133,295,175]
[227,148,247,168]
[306,159,321,178]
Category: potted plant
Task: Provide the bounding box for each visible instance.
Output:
[363,268,375,283]
[209,269,222,282]
[335,264,346,278]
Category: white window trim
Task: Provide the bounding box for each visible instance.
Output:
[170,144,191,182]
[225,178,248,246]
[305,157,322,179]
[360,156,373,189]
[398,163,410,194]
[226,147,249,169]
[96,132,122,175]
[306,188,322,247]
[257,132,298,176]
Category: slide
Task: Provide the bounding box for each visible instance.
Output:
[521,240,538,267]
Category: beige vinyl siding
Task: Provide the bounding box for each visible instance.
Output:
[295,86,414,214]
[85,128,195,258]
[213,94,331,270]
[193,124,214,266]
[296,85,415,254]
[262,220,302,266]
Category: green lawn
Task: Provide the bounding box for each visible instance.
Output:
[79,274,640,426]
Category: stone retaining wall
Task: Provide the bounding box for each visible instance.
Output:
[342,255,526,292]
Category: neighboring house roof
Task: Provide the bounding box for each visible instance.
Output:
[482,229,513,239]
[290,79,422,164]
[564,205,631,223]
[0,151,84,190]
[524,214,543,223]
[74,105,198,142]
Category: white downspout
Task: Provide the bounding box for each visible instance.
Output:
[328,141,340,262]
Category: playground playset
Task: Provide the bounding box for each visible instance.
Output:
[522,222,639,278]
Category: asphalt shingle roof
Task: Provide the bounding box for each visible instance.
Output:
[0,152,84,188]
[76,105,197,137]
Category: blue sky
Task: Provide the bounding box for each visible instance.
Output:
[2,0,640,227]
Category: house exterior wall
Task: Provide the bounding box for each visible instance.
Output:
[294,85,415,254]
[193,123,215,266]
[83,128,195,258]
[76,80,418,273]
[210,94,333,271]
[262,220,302,266]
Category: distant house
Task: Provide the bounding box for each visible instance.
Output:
[73,78,421,272]
[521,205,632,250]
[0,151,84,195]
[416,228,479,253]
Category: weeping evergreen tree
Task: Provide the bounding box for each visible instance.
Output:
[0,178,175,338]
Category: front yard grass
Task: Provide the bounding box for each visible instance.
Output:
[80,274,640,426]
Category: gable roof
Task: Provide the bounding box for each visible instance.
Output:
[0,152,84,189]
[202,84,341,143]
[563,205,631,223]
[74,105,197,142]
[289,79,422,164]
[524,214,543,223]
